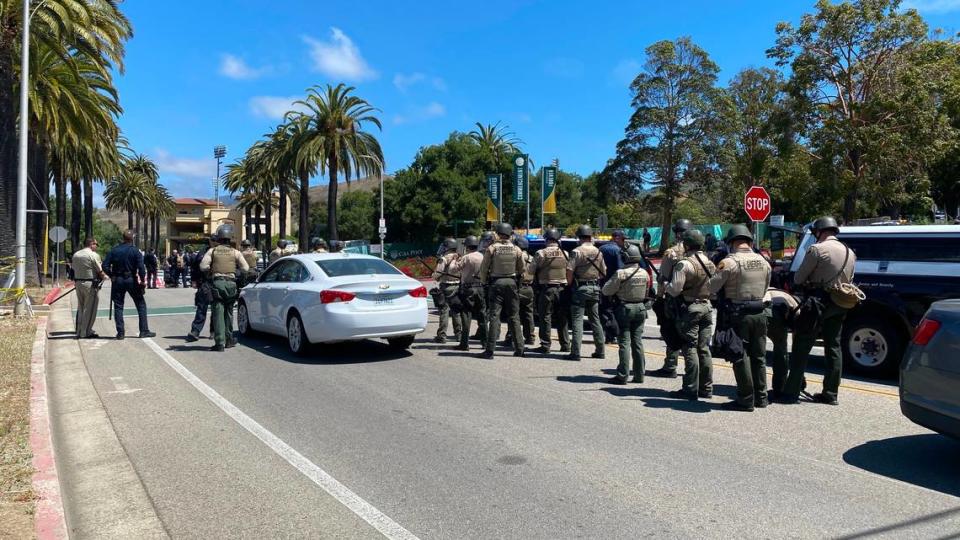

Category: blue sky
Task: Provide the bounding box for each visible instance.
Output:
[111,0,960,202]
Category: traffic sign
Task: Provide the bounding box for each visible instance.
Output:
[378,226,387,235]
[744,186,771,222]
[49,226,68,243]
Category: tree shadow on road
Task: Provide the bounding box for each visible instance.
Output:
[842,434,960,498]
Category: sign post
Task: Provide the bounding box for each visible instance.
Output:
[542,166,557,234]
[744,185,772,249]
[48,226,68,286]
[513,154,528,231]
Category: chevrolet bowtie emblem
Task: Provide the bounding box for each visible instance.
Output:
[379,284,390,290]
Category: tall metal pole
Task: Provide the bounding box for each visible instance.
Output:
[14,0,30,316]
[526,158,530,233]
[379,157,385,259]
[498,174,503,223]
[540,168,544,236]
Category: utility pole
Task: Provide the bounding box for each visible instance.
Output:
[13,0,30,316]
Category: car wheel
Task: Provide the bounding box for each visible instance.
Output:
[237,301,253,336]
[842,315,905,377]
[387,335,415,351]
[287,313,309,356]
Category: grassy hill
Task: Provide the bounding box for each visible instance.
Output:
[301,174,394,208]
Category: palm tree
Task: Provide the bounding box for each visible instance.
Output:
[225,154,277,254]
[289,83,383,244]
[104,170,150,230]
[146,183,175,251]
[469,121,522,168]
[126,154,159,247]
[251,126,298,240]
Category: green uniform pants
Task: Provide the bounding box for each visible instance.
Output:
[518,284,535,344]
[615,303,647,381]
[659,296,681,372]
[785,300,848,400]
[537,285,570,350]
[731,310,768,407]
[75,281,100,338]
[211,279,238,347]
[677,301,714,395]
[571,283,604,357]
[486,278,523,353]
[436,283,462,341]
[767,305,790,395]
[458,284,487,348]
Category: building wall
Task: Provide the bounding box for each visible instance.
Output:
[165,193,290,255]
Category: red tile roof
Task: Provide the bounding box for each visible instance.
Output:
[174,198,218,206]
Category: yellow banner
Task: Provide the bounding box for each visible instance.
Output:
[543,191,556,214]
[486,199,498,222]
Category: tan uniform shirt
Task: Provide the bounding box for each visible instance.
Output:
[601,264,650,302]
[533,245,568,285]
[657,241,686,297]
[794,236,856,289]
[71,247,103,280]
[479,240,524,282]
[241,248,258,270]
[200,247,250,278]
[521,252,535,284]
[433,252,461,284]
[707,246,771,301]
[269,248,283,263]
[567,242,606,281]
[766,287,799,310]
[666,250,716,301]
[453,251,484,286]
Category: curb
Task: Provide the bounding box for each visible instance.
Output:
[29,316,69,540]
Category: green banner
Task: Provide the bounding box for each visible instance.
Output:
[512,154,528,203]
[486,173,500,222]
[542,166,557,214]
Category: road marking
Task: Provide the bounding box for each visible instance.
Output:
[142,338,419,540]
[106,376,142,395]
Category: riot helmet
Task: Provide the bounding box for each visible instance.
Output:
[464,235,479,249]
[725,224,753,244]
[623,244,643,264]
[495,222,513,238]
[673,219,693,234]
[575,224,593,238]
[544,228,561,242]
[278,239,288,249]
[240,239,252,248]
[513,234,529,250]
[215,223,234,243]
[479,231,496,249]
[812,216,840,236]
[681,229,705,250]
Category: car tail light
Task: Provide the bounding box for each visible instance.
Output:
[320,290,356,304]
[409,286,428,298]
[912,318,941,346]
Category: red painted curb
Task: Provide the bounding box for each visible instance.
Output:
[30,317,68,540]
[41,288,61,306]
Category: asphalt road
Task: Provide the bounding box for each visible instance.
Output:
[54,286,960,539]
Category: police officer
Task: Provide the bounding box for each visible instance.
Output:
[782,216,856,405]
[432,238,462,343]
[311,237,328,253]
[470,231,497,342]
[186,236,215,342]
[240,239,259,277]
[200,224,249,351]
[532,228,570,354]
[144,248,158,289]
[767,286,799,402]
[451,235,487,351]
[664,230,716,401]
[103,230,155,339]
[514,234,536,346]
[601,244,651,384]
[707,225,772,411]
[71,237,106,339]
[269,240,287,263]
[479,223,525,358]
[328,240,344,253]
[651,218,693,377]
[599,229,626,343]
[566,225,607,361]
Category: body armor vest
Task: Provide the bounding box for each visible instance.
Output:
[724,251,770,301]
[681,253,713,300]
[490,242,518,277]
[616,266,649,302]
[574,245,602,280]
[211,245,237,275]
[539,246,567,283]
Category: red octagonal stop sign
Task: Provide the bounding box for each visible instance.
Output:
[744,185,771,222]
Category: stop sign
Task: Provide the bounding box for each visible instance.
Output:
[744,185,771,222]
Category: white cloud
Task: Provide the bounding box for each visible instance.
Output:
[393,101,446,125]
[151,149,216,180]
[432,77,448,91]
[303,28,377,81]
[393,72,425,92]
[612,59,641,86]
[543,57,584,79]
[219,54,269,80]
[248,95,308,120]
[902,0,960,13]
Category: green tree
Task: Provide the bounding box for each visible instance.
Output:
[104,169,149,230]
[337,190,376,241]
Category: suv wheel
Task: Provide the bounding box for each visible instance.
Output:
[842,315,905,377]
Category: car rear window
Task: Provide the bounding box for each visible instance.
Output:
[315,258,402,277]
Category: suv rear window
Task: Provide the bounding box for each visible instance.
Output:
[842,236,960,263]
[315,258,402,277]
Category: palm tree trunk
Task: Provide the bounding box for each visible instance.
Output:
[135,213,142,248]
[127,209,133,231]
[254,206,262,254]
[70,179,82,253]
[264,202,273,253]
[299,171,309,254]
[55,173,66,228]
[278,183,287,239]
[327,155,339,241]
[83,178,94,238]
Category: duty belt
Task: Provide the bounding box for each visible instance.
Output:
[621,300,646,304]
[490,274,516,279]
[213,275,236,281]
[541,283,565,288]
[576,280,598,286]
[683,298,711,304]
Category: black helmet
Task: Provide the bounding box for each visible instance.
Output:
[215,223,234,242]
[575,224,593,238]
[278,239,288,249]
[479,231,495,249]
[440,238,458,252]
[495,222,513,237]
[673,219,693,234]
[310,237,324,249]
[812,216,840,235]
[513,234,529,250]
[725,224,753,244]
[240,239,251,247]
[464,235,479,248]
[681,229,705,249]
[544,228,561,242]
[623,244,643,264]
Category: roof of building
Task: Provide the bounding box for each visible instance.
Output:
[174,198,218,206]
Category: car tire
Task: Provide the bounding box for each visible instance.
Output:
[387,335,415,351]
[842,315,906,378]
[287,312,309,356]
[237,301,254,337]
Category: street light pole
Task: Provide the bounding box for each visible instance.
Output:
[13,0,30,316]
[213,145,226,208]
[361,154,386,258]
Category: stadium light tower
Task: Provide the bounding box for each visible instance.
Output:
[213,145,227,207]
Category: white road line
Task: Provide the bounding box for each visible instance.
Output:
[142,338,419,540]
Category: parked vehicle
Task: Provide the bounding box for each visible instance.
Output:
[900,299,960,440]
[237,254,428,355]
[787,225,960,377]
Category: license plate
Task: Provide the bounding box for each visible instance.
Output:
[375,297,394,305]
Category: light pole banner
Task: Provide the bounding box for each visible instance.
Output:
[542,166,557,214]
[512,154,528,203]
[486,173,500,222]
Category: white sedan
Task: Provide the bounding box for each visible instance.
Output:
[237,253,428,354]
